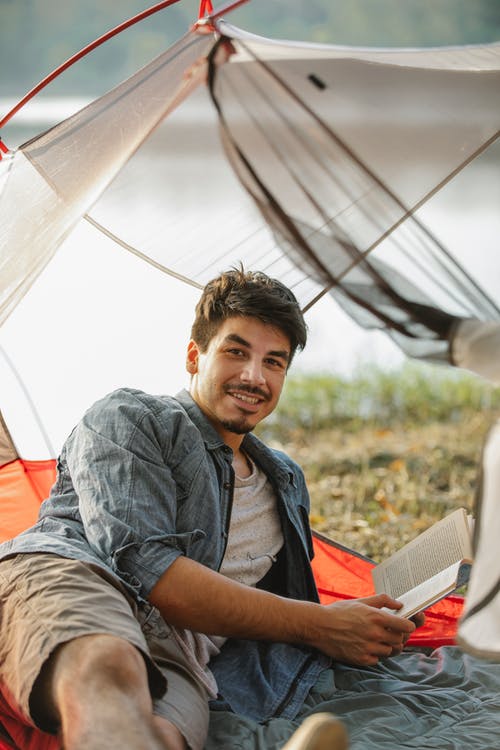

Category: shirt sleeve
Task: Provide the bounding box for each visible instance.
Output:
[63,389,206,598]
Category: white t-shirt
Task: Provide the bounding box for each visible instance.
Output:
[169,458,284,697]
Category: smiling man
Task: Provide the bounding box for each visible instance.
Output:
[0,269,419,750]
[187,316,290,468]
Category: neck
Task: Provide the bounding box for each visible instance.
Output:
[221,430,245,453]
[233,446,253,478]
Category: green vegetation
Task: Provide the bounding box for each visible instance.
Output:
[2,0,500,96]
[261,363,500,436]
[234,0,500,46]
[257,365,499,561]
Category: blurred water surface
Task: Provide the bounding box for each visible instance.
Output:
[0,94,498,453]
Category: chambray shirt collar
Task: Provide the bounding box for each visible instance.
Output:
[174,389,293,490]
[243,434,295,491]
[174,389,227,450]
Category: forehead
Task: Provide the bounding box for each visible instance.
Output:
[214,316,291,353]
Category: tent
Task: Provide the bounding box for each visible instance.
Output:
[2,0,499,626]
[1,3,500,746]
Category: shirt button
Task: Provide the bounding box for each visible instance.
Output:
[223,481,231,490]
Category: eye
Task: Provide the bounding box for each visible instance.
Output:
[226,348,245,357]
[265,357,286,370]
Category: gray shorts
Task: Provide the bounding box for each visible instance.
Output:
[0,553,210,750]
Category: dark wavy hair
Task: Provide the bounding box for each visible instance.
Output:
[191,268,307,364]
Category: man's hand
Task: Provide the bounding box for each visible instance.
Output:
[304,594,420,666]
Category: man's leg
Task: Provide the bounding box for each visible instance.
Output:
[0,555,191,748]
[32,633,185,750]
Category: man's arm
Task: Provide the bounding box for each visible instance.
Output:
[64,390,215,598]
[149,555,416,667]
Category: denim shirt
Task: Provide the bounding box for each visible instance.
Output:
[0,387,328,720]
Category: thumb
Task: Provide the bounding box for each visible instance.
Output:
[360,593,404,611]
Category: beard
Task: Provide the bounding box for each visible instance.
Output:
[219,416,255,435]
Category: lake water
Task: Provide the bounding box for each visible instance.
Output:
[1,94,499,455]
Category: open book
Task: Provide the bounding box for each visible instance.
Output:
[372,507,473,618]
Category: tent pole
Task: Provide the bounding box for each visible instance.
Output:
[0,0,182,131]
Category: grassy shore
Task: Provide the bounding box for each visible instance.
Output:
[257,363,500,562]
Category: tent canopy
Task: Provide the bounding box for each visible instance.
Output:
[1,21,499,357]
[0,9,499,652]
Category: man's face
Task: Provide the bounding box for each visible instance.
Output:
[187,316,290,448]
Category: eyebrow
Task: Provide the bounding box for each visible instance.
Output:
[224,333,290,363]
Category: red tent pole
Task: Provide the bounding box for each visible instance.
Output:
[0,0,182,131]
[193,0,249,34]
[198,0,214,17]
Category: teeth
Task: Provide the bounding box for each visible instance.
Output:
[232,393,259,404]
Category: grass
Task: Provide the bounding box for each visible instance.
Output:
[257,363,500,562]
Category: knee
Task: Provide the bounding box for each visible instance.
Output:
[63,634,147,689]
[51,634,150,704]
[32,634,151,729]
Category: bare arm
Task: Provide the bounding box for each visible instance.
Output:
[149,555,417,666]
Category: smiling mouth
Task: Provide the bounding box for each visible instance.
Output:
[224,385,268,408]
[231,392,261,405]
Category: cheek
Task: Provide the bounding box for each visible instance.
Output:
[269,377,285,402]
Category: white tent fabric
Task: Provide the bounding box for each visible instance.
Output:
[452,320,500,384]
[458,419,500,661]
[0,28,216,327]
[0,21,499,456]
[2,25,499,332]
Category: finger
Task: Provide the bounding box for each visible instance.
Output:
[390,644,404,657]
[370,642,395,659]
[410,612,426,628]
[380,595,420,619]
[382,629,406,648]
[378,610,416,634]
[360,594,405,611]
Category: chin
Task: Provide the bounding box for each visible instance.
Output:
[220,418,255,435]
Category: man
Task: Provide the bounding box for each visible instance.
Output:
[0,269,418,750]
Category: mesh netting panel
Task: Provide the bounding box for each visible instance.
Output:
[1,24,499,362]
[211,25,500,360]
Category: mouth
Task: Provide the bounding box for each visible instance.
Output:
[231,392,261,405]
[224,386,268,411]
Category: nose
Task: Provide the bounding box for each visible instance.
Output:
[240,358,265,386]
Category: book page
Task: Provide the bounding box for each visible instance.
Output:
[372,508,473,600]
[385,562,461,618]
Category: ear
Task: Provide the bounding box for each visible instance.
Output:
[186,340,200,375]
